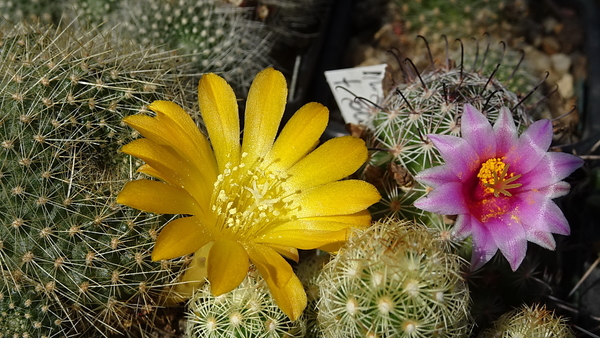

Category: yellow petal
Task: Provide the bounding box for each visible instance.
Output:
[136,164,166,181]
[316,229,360,252]
[117,179,202,215]
[260,210,372,235]
[150,101,218,180]
[264,102,328,171]
[152,216,213,261]
[123,114,217,184]
[170,242,213,303]
[293,180,380,218]
[207,239,249,295]
[121,138,189,187]
[285,136,368,190]
[269,273,307,321]
[249,245,307,320]
[198,73,241,171]
[121,139,212,207]
[247,244,293,289]
[267,244,299,263]
[258,227,355,250]
[241,68,287,166]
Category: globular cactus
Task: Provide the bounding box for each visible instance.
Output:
[478,303,576,338]
[0,22,194,337]
[186,268,306,338]
[317,219,471,338]
[99,0,272,92]
[358,45,535,223]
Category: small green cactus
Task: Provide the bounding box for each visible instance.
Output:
[317,218,472,338]
[115,0,273,92]
[0,21,194,337]
[186,268,306,338]
[478,303,576,338]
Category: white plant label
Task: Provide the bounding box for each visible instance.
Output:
[324,64,387,125]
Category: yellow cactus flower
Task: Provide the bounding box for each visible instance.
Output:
[117,68,380,320]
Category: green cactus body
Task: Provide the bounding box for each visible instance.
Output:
[186,268,306,338]
[0,22,193,337]
[118,0,272,92]
[478,304,576,338]
[317,219,472,338]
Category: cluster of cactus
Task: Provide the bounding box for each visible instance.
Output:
[186,268,306,338]
[0,22,196,337]
[316,219,471,338]
[478,303,576,338]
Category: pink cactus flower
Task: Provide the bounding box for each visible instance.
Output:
[414,104,583,270]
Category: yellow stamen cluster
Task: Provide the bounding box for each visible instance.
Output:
[210,154,299,239]
[477,158,522,197]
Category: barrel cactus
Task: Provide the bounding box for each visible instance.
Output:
[0,21,194,337]
[186,268,306,338]
[317,218,472,338]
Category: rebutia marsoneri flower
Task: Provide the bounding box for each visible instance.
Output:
[414,104,583,271]
[116,68,380,320]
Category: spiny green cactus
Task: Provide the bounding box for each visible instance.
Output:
[317,219,472,338]
[360,49,534,223]
[0,21,194,337]
[478,303,576,338]
[186,268,306,338]
[93,0,273,92]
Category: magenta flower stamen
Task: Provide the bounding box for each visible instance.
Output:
[414,104,583,271]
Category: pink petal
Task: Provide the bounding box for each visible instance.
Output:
[525,229,556,250]
[461,104,496,158]
[493,107,518,156]
[452,214,473,240]
[414,164,458,187]
[537,181,571,199]
[487,216,527,271]
[505,119,553,174]
[470,217,498,271]
[428,134,479,182]
[514,191,570,235]
[519,152,583,190]
[413,182,468,215]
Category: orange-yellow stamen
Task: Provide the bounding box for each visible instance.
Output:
[477,158,522,197]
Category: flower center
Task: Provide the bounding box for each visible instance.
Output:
[476,158,522,197]
[210,155,298,239]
